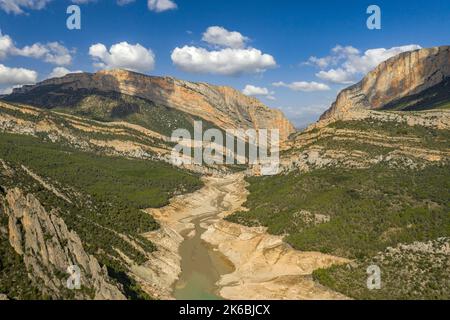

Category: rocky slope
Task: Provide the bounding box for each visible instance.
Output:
[320,46,450,121]
[282,46,450,173]
[236,46,449,299]
[6,69,295,141]
[0,101,226,175]
[1,186,126,300]
[0,129,202,300]
[282,109,450,172]
[202,220,350,300]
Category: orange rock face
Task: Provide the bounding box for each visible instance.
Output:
[320,46,450,121]
[15,69,295,141]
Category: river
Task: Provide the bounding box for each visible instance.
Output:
[144,174,348,300]
[173,212,234,299]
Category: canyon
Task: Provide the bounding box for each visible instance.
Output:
[142,174,349,300]
[0,45,449,300]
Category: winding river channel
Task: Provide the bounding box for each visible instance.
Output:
[144,174,349,300]
[173,212,234,299]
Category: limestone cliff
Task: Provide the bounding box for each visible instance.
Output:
[320,46,450,121]
[1,187,126,300]
[9,70,295,141]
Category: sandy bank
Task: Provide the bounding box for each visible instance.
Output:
[138,173,349,300]
[202,220,350,300]
[138,174,245,299]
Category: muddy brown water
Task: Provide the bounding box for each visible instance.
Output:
[173,212,234,300]
[172,179,236,300]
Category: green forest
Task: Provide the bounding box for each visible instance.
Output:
[227,162,450,299]
[0,132,203,299]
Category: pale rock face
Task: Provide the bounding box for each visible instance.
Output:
[321,46,450,120]
[12,70,295,142]
[2,188,126,300]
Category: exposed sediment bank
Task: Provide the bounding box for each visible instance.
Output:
[202,220,350,300]
[141,173,349,300]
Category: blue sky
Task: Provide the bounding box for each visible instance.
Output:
[0,0,449,127]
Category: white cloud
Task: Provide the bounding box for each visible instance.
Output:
[48,67,82,78]
[304,56,333,69]
[0,63,37,85]
[273,81,330,92]
[89,41,155,73]
[304,45,360,69]
[0,32,14,59]
[242,85,275,100]
[342,45,421,74]
[15,42,73,65]
[0,31,73,65]
[202,26,249,49]
[315,69,355,85]
[148,0,177,12]
[172,26,275,76]
[332,45,360,57]
[0,0,52,14]
[0,1,170,14]
[310,44,421,84]
[171,46,276,76]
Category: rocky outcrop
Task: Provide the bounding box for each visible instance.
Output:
[320,46,450,121]
[1,187,126,300]
[9,70,295,141]
[281,108,450,173]
[202,219,350,300]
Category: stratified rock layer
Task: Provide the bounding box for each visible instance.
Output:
[321,46,450,120]
[11,70,295,141]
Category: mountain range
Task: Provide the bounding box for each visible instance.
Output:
[0,45,449,300]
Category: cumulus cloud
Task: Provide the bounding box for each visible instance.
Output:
[304,45,360,69]
[315,69,355,85]
[0,1,174,14]
[48,67,82,78]
[172,26,275,76]
[89,41,155,73]
[308,44,421,84]
[73,0,176,11]
[0,0,52,14]
[16,42,73,65]
[0,31,73,65]
[272,81,330,92]
[242,85,275,100]
[172,46,276,76]
[148,0,177,12]
[202,26,249,49]
[0,32,14,59]
[0,63,37,85]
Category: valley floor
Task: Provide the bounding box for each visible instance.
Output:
[143,174,349,300]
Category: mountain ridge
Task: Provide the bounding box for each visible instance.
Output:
[6,69,295,142]
[320,45,450,121]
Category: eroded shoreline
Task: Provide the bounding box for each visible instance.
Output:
[141,173,349,300]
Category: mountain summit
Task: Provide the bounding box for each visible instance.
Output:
[320,46,450,121]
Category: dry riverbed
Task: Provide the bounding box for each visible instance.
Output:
[140,173,349,300]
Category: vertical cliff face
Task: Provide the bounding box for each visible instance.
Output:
[320,46,450,120]
[1,187,126,300]
[8,70,295,141]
